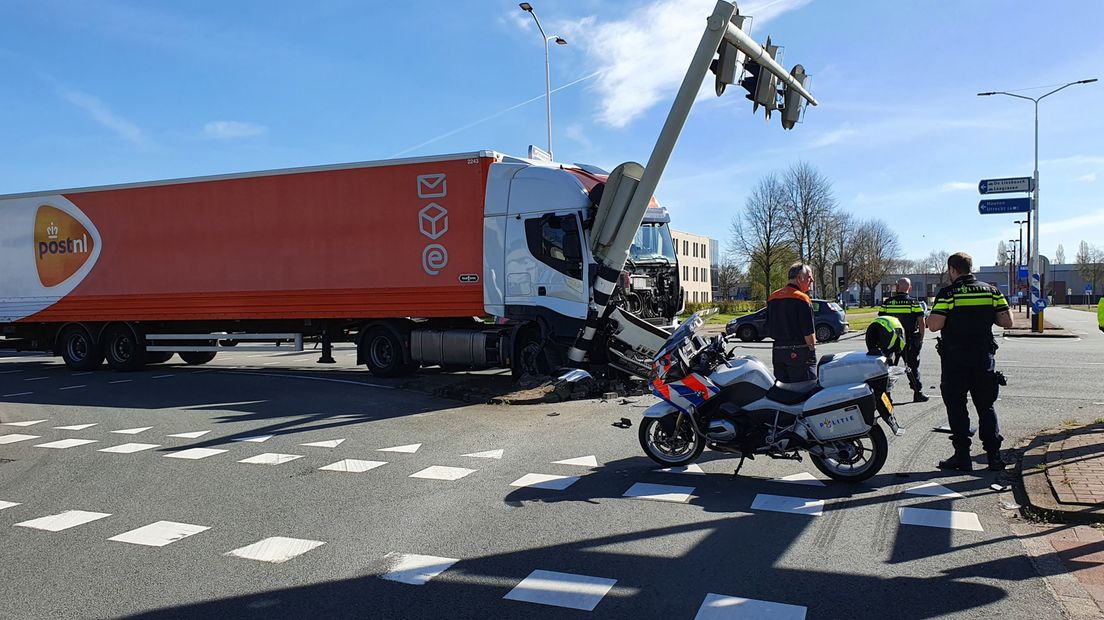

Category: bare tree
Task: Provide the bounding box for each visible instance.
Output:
[1055,243,1066,264]
[713,262,744,300]
[851,218,902,305]
[1076,241,1104,296]
[919,250,951,294]
[782,161,836,262]
[729,173,795,299]
[996,240,1009,266]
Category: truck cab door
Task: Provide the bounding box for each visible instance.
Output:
[504,212,588,319]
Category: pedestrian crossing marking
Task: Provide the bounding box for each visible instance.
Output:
[231,435,274,443]
[2,420,47,427]
[751,494,824,517]
[225,536,325,564]
[503,569,617,611]
[167,430,211,439]
[462,449,504,459]
[54,423,98,431]
[164,447,227,460]
[109,521,210,547]
[775,472,827,487]
[35,438,99,449]
[510,473,581,491]
[656,464,706,475]
[112,427,153,435]
[899,507,983,531]
[300,439,345,448]
[379,443,422,453]
[0,500,21,511]
[380,552,459,585]
[15,510,111,532]
[905,483,964,499]
[624,482,695,504]
[410,466,475,481]
[319,459,387,473]
[0,434,40,444]
[694,593,807,619]
[552,455,599,468]
[238,453,304,465]
[99,443,160,454]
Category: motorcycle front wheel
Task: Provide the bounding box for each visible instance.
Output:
[638,414,705,467]
[809,424,888,483]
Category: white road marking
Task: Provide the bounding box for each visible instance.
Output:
[319,459,387,473]
[905,483,965,499]
[2,420,47,427]
[109,521,210,546]
[899,507,983,531]
[775,472,827,487]
[15,510,111,531]
[624,482,695,504]
[2,392,33,397]
[231,435,274,443]
[656,464,706,475]
[0,369,24,374]
[510,473,581,491]
[410,466,475,481]
[152,375,173,379]
[552,455,599,468]
[164,447,227,460]
[24,377,48,382]
[177,400,265,410]
[112,427,153,435]
[225,536,325,563]
[167,430,210,439]
[220,370,395,390]
[0,434,40,444]
[462,449,504,459]
[58,385,86,391]
[380,552,459,585]
[379,443,421,453]
[503,569,617,611]
[262,362,282,366]
[108,380,133,384]
[54,423,98,431]
[750,494,824,517]
[694,593,807,619]
[0,500,22,510]
[98,443,161,454]
[35,438,99,449]
[300,439,345,448]
[72,372,93,377]
[238,453,304,465]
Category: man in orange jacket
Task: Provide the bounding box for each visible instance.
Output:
[766,263,817,383]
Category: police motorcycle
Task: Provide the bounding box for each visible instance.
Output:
[640,312,902,483]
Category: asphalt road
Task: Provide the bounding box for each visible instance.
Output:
[0,314,1101,619]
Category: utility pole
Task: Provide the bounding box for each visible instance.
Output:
[519,3,567,160]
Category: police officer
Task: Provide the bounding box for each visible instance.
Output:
[928,252,1014,471]
[766,263,816,383]
[879,277,929,402]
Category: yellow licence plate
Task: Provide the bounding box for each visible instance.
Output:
[881,392,894,413]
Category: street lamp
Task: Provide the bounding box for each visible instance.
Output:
[519,3,567,160]
[978,78,1098,331]
[1012,219,1027,267]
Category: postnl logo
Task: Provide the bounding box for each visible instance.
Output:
[34,205,95,287]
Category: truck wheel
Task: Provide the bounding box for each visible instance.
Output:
[179,352,217,365]
[103,324,147,371]
[58,325,104,371]
[146,351,175,364]
[361,326,412,377]
[512,328,559,379]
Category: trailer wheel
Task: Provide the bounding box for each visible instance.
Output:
[146,351,175,364]
[58,324,104,371]
[512,328,558,379]
[179,352,217,365]
[103,323,147,371]
[361,326,412,377]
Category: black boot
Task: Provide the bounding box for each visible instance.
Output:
[986,450,1008,471]
[913,391,930,402]
[938,450,973,471]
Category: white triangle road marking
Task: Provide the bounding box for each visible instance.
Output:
[905,482,965,499]
[379,443,421,453]
[301,439,346,448]
[462,449,504,459]
[552,455,599,468]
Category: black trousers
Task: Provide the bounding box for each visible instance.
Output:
[904,337,922,392]
[940,357,1002,452]
[772,346,816,383]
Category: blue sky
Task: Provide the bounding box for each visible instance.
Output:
[2,0,1102,268]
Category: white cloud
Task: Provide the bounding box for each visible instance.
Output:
[1075,172,1097,182]
[60,89,145,146]
[202,121,268,139]
[1040,155,1104,167]
[564,123,592,149]
[560,0,812,128]
[941,181,975,192]
[1040,208,1104,237]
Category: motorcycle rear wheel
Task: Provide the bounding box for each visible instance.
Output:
[639,414,705,467]
[809,424,888,483]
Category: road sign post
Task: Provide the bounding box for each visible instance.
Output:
[978,177,1034,194]
[978,197,1032,215]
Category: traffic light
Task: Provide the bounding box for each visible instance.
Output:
[740,36,780,117]
[780,64,808,130]
[709,14,749,96]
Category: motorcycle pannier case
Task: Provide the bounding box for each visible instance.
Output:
[802,383,877,441]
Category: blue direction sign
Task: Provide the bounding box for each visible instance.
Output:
[978,197,1032,214]
[979,177,1034,194]
[1018,266,1028,279]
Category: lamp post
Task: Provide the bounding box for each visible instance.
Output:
[1008,239,1019,306]
[978,78,1098,331]
[519,3,567,160]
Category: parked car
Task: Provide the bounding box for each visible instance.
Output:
[726,299,849,343]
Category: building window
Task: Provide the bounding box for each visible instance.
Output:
[683,266,689,281]
[693,291,699,302]
[683,240,689,255]
[692,267,697,281]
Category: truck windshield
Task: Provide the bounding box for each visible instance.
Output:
[630,223,677,264]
